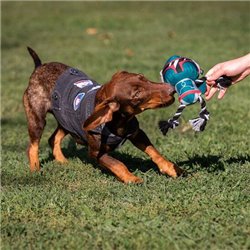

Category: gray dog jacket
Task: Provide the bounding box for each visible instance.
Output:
[51,68,138,146]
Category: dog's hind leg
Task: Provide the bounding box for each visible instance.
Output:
[48,126,68,163]
[23,92,47,172]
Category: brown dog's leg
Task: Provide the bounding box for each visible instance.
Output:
[27,140,41,172]
[98,154,143,183]
[89,150,142,183]
[129,129,183,178]
[48,126,68,163]
[23,93,46,172]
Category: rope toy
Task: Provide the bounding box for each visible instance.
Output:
[159,55,232,135]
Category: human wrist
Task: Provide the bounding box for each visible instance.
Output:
[239,53,250,71]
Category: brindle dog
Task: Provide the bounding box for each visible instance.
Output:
[23,47,183,183]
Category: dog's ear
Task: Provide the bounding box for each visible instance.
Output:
[83,99,120,131]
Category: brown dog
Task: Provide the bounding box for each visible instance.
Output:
[23,47,183,183]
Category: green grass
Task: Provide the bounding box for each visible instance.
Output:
[1,2,250,249]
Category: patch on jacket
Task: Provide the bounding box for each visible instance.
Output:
[74,79,93,88]
[73,93,85,110]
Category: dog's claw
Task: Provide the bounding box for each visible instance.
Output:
[160,163,184,178]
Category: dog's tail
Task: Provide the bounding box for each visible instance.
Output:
[27,47,42,68]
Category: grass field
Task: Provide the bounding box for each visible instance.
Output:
[1,2,250,249]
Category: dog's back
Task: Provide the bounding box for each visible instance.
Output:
[25,47,69,107]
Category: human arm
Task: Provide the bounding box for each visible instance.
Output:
[205,53,250,100]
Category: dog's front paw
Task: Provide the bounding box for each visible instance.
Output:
[159,161,184,178]
[55,157,68,164]
[122,175,143,184]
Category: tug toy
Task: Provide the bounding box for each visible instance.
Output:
[159,55,232,135]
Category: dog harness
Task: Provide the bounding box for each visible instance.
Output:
[51,68,137,146]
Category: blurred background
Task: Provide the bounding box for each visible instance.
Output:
[2,2,250,249]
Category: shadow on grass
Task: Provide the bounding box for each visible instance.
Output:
[4,139,249,187]
[42,139,250,177]
[1,171,48,187]
[41,140,158,174]
[177,154,250,173]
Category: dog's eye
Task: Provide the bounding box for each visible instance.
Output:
[132,86,144,101]
[134,91,140,98]
[131,90,143,106]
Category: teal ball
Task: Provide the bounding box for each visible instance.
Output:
[180,93,200,105]
[175,79,200,105]
[162,56,200,84]
[198,81,207,94]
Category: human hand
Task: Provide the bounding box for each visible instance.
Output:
[205,53,250,100]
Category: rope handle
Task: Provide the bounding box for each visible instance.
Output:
[195,75,232,89]
[215,75,232,89]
